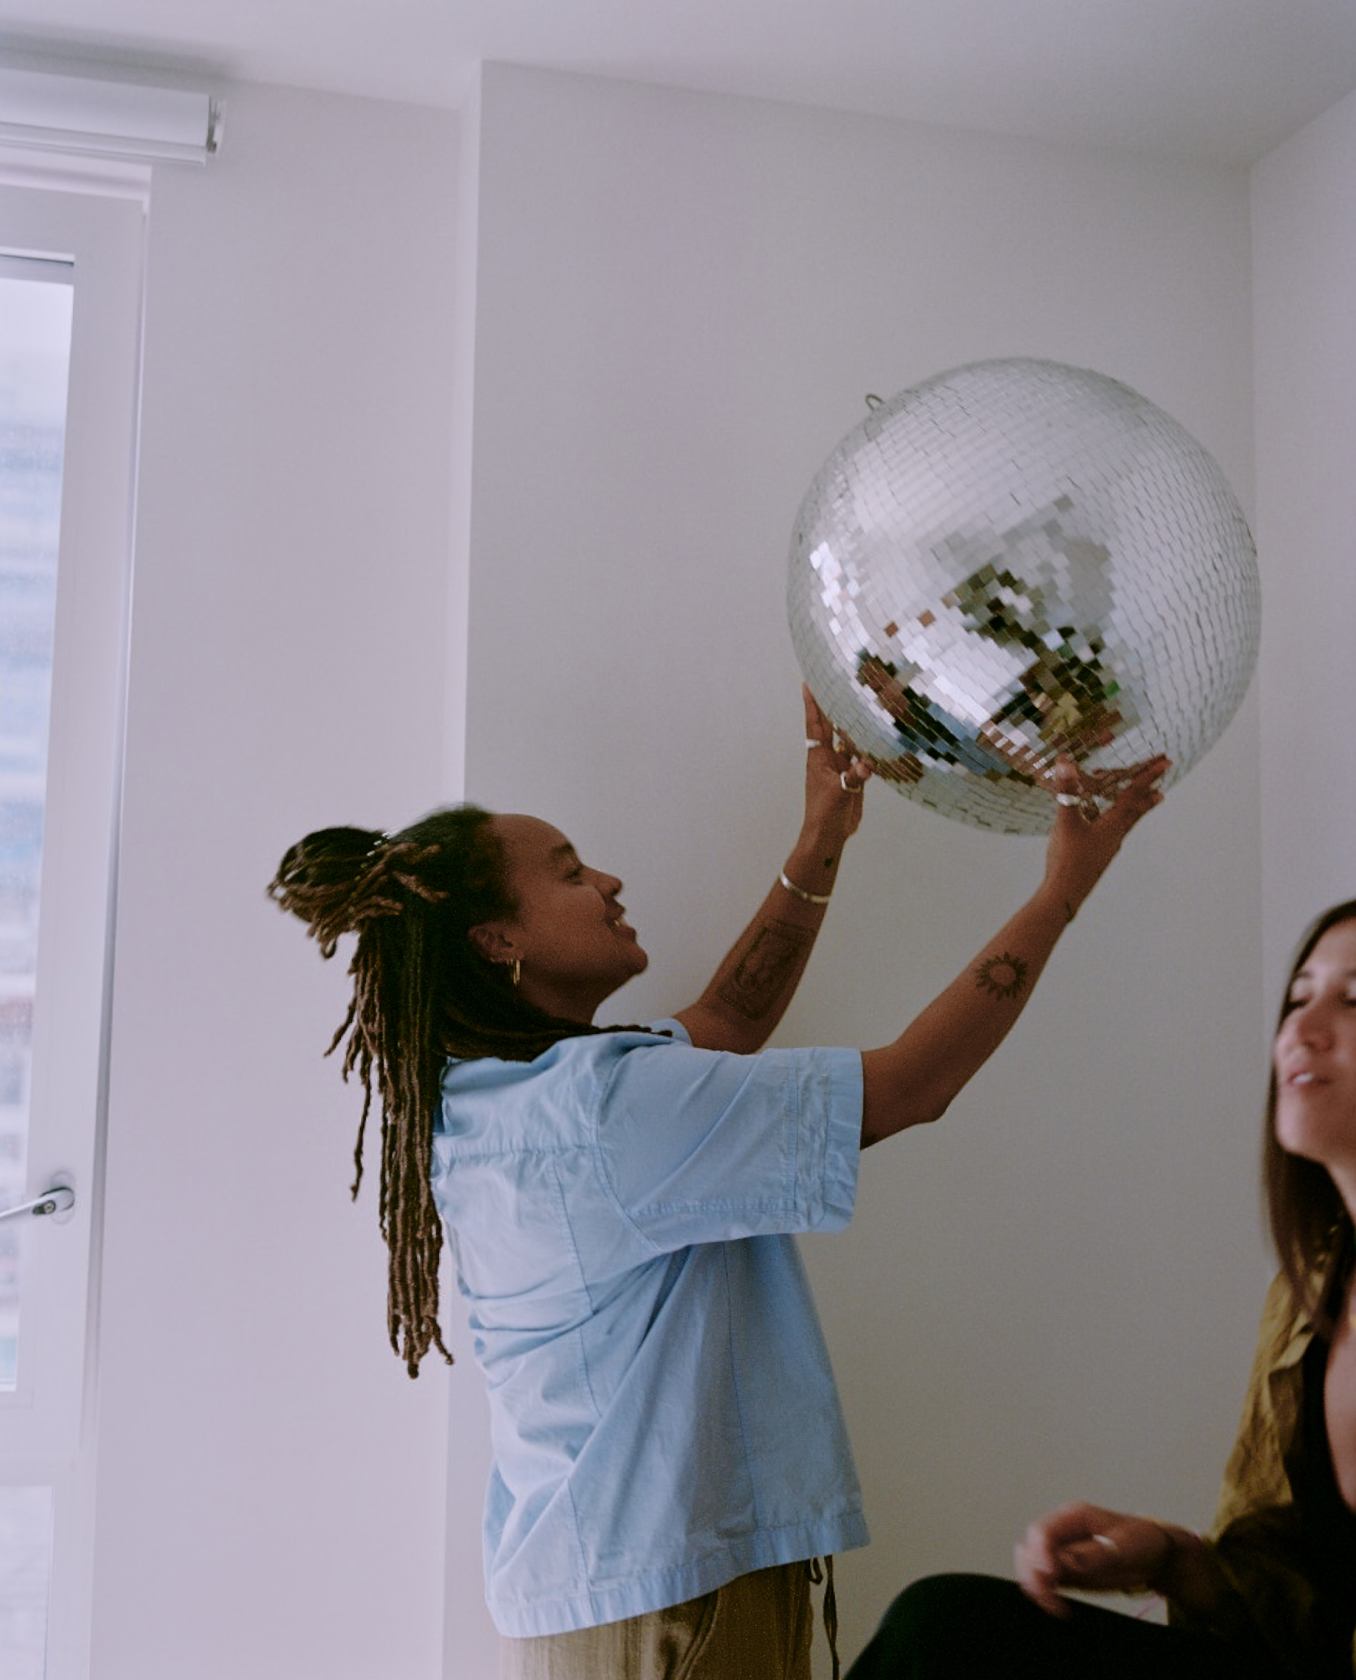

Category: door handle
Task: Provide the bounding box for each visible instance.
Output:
[0,1185,76,1223]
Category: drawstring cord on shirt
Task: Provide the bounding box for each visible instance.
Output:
[807,1556,840,1680]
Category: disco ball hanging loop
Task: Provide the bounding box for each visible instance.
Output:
[787,358,1260,834]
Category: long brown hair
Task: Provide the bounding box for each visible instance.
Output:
[1264,899,1356,1333]
[268,805,623,1376]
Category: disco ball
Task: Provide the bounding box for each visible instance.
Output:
[787,358,1259,834]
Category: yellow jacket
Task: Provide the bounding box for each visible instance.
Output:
[1170,1268,1354,1677]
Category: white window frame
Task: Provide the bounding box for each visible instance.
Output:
[0,178,143,1475]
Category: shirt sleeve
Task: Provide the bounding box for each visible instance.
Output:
[1178,1512,1333,1675]
[590,1022,863,1251]
[1165,1272,1335,1675]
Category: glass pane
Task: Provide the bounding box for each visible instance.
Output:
[0,271,73,1393]
[0,1486,53,1678]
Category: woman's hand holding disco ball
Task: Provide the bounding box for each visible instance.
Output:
[800,679,1166,910]
[1039,753,1170,919]
[802,685,874,844]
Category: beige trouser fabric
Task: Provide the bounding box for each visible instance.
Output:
[499,1561,817,1680]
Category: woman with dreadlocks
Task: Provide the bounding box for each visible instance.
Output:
[268,688,1167,1680]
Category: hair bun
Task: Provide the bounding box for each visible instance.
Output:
[268,826,393,956]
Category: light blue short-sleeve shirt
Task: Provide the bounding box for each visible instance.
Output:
[433,1020,868,1637]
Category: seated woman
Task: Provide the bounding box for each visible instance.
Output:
[847,900,1356,1680]
[268,689,1164,1680]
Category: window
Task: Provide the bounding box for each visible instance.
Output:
[0,175,145,1680]
[0,254,72,1397]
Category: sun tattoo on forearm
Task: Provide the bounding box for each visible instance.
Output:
[974,951,1029,1000]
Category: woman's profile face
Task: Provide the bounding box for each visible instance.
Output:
[483,814,648,1013]
[1274,918,1356,1173]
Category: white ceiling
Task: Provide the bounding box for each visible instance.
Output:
[3,0,1356,165]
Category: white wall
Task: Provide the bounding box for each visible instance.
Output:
[89,83,461,1679]
[455,63,1265,1672]
[1251,88,1356,993]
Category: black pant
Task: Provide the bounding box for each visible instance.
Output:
[844,1574,1283,1680]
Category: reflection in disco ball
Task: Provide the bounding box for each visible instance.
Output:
[788,358,1260,834]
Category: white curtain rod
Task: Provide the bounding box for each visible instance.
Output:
[0,64,222,165]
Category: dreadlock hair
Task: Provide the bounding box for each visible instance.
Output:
[268,804,629,1377]
[1264,898,1356,1338]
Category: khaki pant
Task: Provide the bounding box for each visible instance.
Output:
[499,1561,822,1680]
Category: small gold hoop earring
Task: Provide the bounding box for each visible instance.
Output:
[509,956,521,989]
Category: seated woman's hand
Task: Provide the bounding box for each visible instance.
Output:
[1014,1501,1177,1616]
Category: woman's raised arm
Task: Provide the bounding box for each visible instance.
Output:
[676,687,871,1054]
[859,756,1167,1143]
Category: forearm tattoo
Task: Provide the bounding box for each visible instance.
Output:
[718,919,813,1020]
[974,951,1029,1001]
